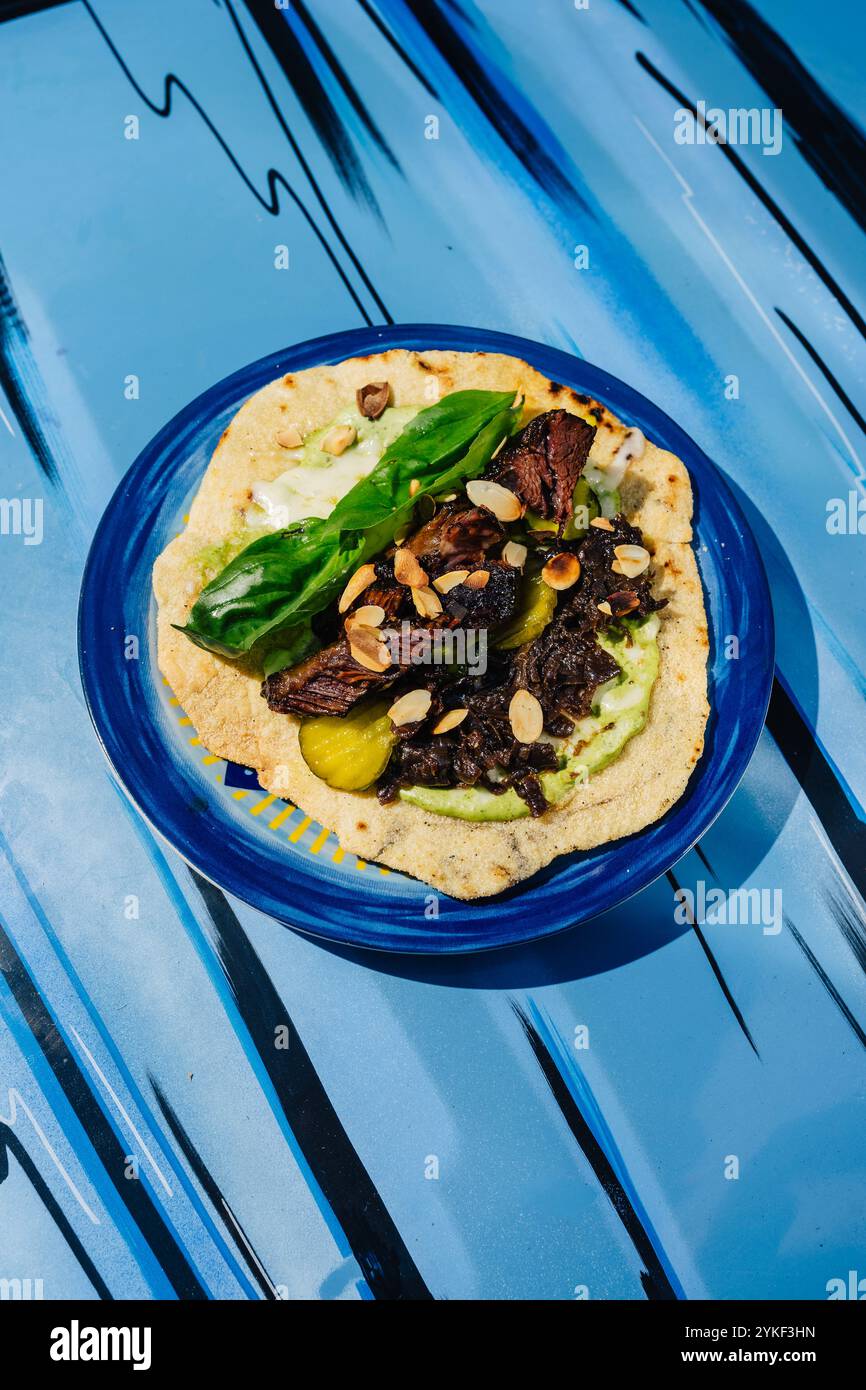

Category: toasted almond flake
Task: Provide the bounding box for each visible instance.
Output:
[349,629,391,672]
[542,552,581,590]
[338,562,376,614]
[388,688,432,727]
[346,604,385,629]
[509,688,544,744]
[503,540,528,568]
[433,708,468,735]
[463,569,490,590]
[466,478,523,522]
[394,547,428,587]
[597,600,613,616]
[612,543,650,578]
[322,424,357,456]
[408,478,421,497]
[590,516,614,532]
[412,585,443,618]
[275,425,303,449]
[338,570,375,616]
[433,569,470,594]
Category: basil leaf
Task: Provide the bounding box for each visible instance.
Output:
[178,390,518,659]
[261,622,319,678]
[325,390,516,534]
[179,519,364,657]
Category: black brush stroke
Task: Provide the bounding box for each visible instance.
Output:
[615,0,648,24]
[242,0,393,218]
[696,0,866,236]
[82,0,375,327]
[0,917,207,1299]
[187,869,432,1301]
[666,871,760,1057]
[356,0,439,97]
[766,679,866,906]
[635,52,866,345]
[401,0,593,217]
[0,0,70,18]
[288,0,401,170]
[230,0,392,321]
[0,1122,112,1299]
[692,841,718,881]
[784,916,866,1050]
[0,251,58,482]
[824,889,866,979]
[149,1075,278,1300]
[510,1001,677,1300]
[775,308,866,440]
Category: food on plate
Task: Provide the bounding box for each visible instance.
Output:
[154,350,708,898]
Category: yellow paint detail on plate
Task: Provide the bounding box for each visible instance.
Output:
[249,794,276,817]
[269,805,295,829]
[332,846,346,865]
[189,736,202,746]
[309,826,330,854]
[231,789,250,802]
[289,816,312,843]
[178,716,193,726]
[202,754,221,765]
[355,860,367,871]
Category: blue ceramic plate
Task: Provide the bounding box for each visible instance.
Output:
[79,325,773,953]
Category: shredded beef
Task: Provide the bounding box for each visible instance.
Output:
[263,638,400,716]
[488,409,596,531]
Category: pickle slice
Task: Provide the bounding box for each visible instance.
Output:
[495,570,557,649]
[525,478,600,539]
[299,700,395,791]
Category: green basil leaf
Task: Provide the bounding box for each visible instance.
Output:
[325,389,516,535]
[261,622,319,678]
[179,520,364,657]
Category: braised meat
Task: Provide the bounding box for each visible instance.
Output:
[263,638,400,716]
[488,409,596,531]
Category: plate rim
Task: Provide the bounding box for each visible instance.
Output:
[78,322,775,954]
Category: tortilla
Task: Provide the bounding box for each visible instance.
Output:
[154,350,709,899]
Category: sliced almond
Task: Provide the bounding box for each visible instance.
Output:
[393,547,428,588]
[388,688,432,727]
[412,585,443,618]
[463,569,490,590]
[612,544,650,578]
[542,553,581,590]
[346,604,385,629]
[433,708,468,735]
[503,540,527,568]
[321,424,357,456]
[349,627,391,672]
[433,569,470,594]
[338,563,376,614]
[275,425,303,449]
[597,600,613,616]
[590,516,614,532]
[466,478,523,522]
[509,689,544,744]
[408,478,421,497]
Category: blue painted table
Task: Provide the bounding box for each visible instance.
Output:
[1,0,864,1300]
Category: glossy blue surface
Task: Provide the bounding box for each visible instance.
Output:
[1,0,865,1300]
[79,323,773,952]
